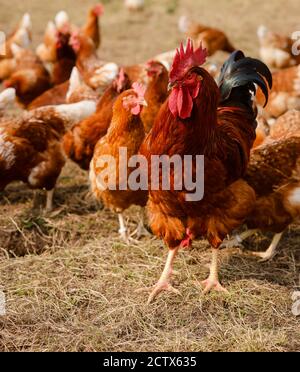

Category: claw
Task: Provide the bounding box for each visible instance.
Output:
[221,237,244,249]
[247,232,283,263]
[137,248,180,304]
[201,278,229,295]
[137,281,181,304]
[119,229,139,245]
[249,250,276,262]
[130,223,152,239]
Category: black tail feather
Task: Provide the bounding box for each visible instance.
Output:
[218,50,272,108]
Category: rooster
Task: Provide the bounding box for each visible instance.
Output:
[63,69,131,170]
[90,82,148,243]
[139,40,272,303]
[224,110,300,261]
[0,100,96,211]
[257,25,300,69]
[178,16,235,56]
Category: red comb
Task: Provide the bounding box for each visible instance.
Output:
[170,39,207,83]
[3,80,11,88]
[132,82,146,99]
[93,4,104,16]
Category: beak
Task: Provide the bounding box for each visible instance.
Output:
[168,82,174,91]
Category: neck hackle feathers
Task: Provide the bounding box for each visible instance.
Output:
[170,39,207,83]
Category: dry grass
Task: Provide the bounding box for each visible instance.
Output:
[0,0,300,352]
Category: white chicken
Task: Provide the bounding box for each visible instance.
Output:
[124,0,144,11]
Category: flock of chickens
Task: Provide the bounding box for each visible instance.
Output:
[0,2,300,304]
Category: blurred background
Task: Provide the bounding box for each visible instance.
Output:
[0,0,299,65]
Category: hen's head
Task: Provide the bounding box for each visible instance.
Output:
[69,31,95,55]
[146,60,166,78]
[55,31,70,49]
[113,68,130,93]
[121,82,147,115]
[92,4,104,17]
[69,32,81,53]
[168,39,207,119]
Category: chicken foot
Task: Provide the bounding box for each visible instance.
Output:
[248,232,283,262]
[137,247,181,304]
[201,249,228,294]
[222,229,260,248]
[130,209,152,239]
[46,189,55,212]
[118,213,139,245]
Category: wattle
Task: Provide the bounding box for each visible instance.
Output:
[131,104,141,115]
[168,84,199,120]
[177,86,193,119]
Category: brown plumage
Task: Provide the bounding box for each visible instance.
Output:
[0,58,17,81]
[4,48,51,107]
[179,16,235,56]
[141,61,169,133]
[90,85,148,242]
[51,31,77,85]
[1,13,32,61]
[70,31,119,91]
[63,70,131,170]
[82,4,104,50]
[257,25,300,69]
[139,44,272,301]
[240,140,300,260]
[28,81,70,110]
[226,110,300,261]
[36,21,58,63]
[0,109,66,210]
[0,101,96,210]
[270,109,300,140]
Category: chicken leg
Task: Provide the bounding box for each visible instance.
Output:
[249,232,283,262]
[46,189,55,212]
[137,247,181,304]
[222,229,259,248]
[202,249,228,294]
[130,209,152,239]
[118,213,139,245]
